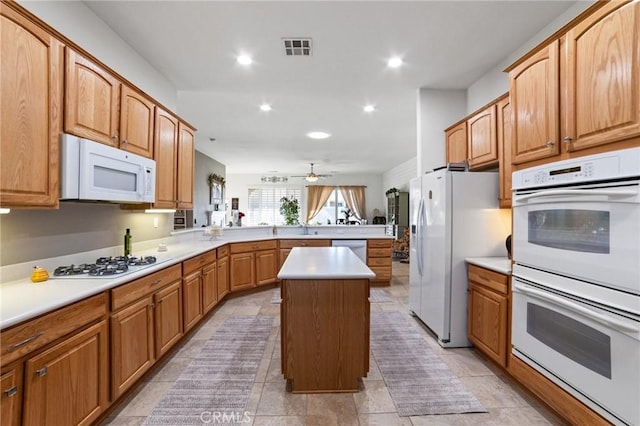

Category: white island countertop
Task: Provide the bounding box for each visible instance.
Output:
[278,247,375,280]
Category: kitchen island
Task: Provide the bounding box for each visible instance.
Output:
[278,247,375,393]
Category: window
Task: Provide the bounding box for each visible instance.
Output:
[313,189,346,225]
[247,187,302,226]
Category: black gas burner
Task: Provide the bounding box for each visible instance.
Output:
[53,255,158,278]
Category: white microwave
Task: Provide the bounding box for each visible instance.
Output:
[60,134,156,203]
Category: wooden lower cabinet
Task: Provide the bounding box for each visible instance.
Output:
[110,265,184,399]
[230,240,278,291]
[366,239,393,284]
[182,270,204,332]
[1,363,23,426]
[202,261,218,313]
[217,248,230,300]
[23,320,109,426]
[467,264,509,367]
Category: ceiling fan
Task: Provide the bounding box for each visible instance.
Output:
[291,163,332,182]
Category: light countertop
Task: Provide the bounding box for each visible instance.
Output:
[465,257,512,275]
[1,232,388,329]
[278,247,375,280]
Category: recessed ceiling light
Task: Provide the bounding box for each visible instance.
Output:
[260,104,272,111]
[387,57,403,68]
[306,131,331,140]
[364,105,375,113]
[237,55,252,65]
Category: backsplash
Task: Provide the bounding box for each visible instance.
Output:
[0,202,173,267]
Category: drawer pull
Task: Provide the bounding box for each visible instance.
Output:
[7,332,43,352]
[4,386,17,397]
[301,243,308,246]
[36,367,47,377]
[199,258,205,263]
[151,279,162,286]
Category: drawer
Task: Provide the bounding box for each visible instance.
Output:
[111,264,182,311]
[368,239,393,248]
[217,245,229,258]
[367,257,392,267]
[1,293,107,366]
[183,249,217,275]
[279,239,331,249]
[468,264,508,295]
[230,240,277,254]
[369,266,392,282]
[368,247,392,258]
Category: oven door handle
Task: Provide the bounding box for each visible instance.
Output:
[514,282,638,333]
[515,189,637,202]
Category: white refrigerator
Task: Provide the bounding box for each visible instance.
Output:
[409,169,508,347]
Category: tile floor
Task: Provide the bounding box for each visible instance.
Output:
[103,261,564,425]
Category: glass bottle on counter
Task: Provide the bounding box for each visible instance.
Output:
[124,228,132,256]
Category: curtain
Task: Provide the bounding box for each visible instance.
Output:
[339,186,366,221]
[306,185,335,223]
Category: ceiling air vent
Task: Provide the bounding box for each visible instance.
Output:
[283,38,312,56]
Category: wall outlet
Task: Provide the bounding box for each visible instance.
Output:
[153,217,159,228]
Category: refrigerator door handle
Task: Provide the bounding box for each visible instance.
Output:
[417,198,425,276]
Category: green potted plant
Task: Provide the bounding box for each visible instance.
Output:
[279,197,300,225]
[385,187,400,197]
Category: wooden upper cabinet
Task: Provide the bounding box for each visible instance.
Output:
[153,107,179,208]
[497,96,513,208]
[445,121,467,164]
[467,104,498,169]
[510,40,560,165]
[562,0,640,152]
[120,84,155,158]
[0,5,63,208]
[65,48,120,146]
[177,122,195,209]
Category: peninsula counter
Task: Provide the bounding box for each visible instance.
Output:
[278,247,375,393]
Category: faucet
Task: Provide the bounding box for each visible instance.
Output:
[301,224,309,235]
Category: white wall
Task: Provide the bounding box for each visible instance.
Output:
[18,0,178,109]
[417,89,467,174]
[466,1,595,113]
[225,173,384,225]
[382,157,417,193]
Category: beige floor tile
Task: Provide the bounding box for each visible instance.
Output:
[233,305,262,315]
[363,357,383,381]
[439,348,495,377]
[174,337,207,358]
[255,357,272,383]
[306,413,360,425]
[265,358,284,382]
[245,382,265,417]
[143,356,191,382]
[460,375,529,409]
[259,304,281,316]
[252,415,306,425]
[411,412,494,425]
[101,416,146,425]
[117,381,175,417]
[359,412,413,425]
[256,381,307,416]
[352,380,396,414]
[190,322,219,340]
[307,393,358,419]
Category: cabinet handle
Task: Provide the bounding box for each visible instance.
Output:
[7,332,43,352]
[151,279,162,286]
[4,386,17,397]
[158,300,163,305]
[112,135,118,141]
[301,243,307,246]
[122,139,128,145]
[252,246,259,250]
[150,303,155,309]
[563,136,572,142]
[546,140,555,147]
[35,367,47,377]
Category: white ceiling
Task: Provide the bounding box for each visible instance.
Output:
[84,1,577,177]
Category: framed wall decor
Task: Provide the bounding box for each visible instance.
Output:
[208,173,225,210]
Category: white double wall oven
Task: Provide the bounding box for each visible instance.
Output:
[511,148,640,426]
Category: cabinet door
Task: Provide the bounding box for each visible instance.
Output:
[177,122,195,209]
[120,84,154,158]
[65,48,120,146]
[217,256,230,300]
[467,283,508,367]
[202,261,218,313]
[445,122,467,164]
[0,5,63,208]
[182,270,203,333]
[467,104,498,169]
[497,96,513,208]
[279,248,292,270]
[563,1,640,152]
[153,107,179,208]
[1,364,23,426]
[230,253,255,291]
[110,296,154,399]
[256,249,278,286]
[510,41,560,165]
[154,281,183,358]
[23,320,108,426]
